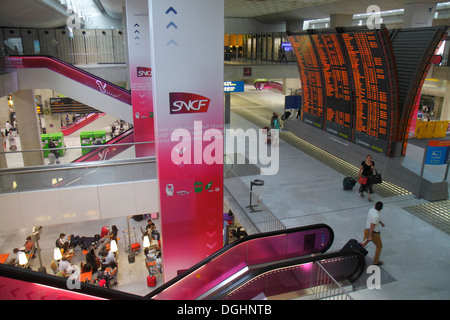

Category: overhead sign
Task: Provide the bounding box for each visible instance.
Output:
[224,81,244,92]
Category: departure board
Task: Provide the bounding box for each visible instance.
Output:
[289,34,324,129]
[341,30,392,154]
[312,33,352,140]
[50,97,101,114]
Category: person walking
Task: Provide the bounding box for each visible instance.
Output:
[363,201,385,266]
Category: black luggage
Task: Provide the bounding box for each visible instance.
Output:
[340,239,368,256]
[343,177,356,190]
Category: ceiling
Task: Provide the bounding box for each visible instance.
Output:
[0,0,443,29]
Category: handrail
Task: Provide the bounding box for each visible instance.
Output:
[314,260,354,300]
[0,156,157,175]
[213,250,364,300]
[1,55,131,105]
[0,263,144,300]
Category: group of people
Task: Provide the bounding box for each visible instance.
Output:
[52,228,119,286]
[143,219,163,275]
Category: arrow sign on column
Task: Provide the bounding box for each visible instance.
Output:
[166,7,177,15]
[167,39,178,47]
[166,21,178,29]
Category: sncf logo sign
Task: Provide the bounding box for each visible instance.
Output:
[137,67,152,77]
[169,92,210,114]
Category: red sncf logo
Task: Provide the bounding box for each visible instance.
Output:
[169,92,210,114]
[137,67,152,77]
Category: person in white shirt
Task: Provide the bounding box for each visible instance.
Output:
[363,201,385,265]
[5,121,12,136]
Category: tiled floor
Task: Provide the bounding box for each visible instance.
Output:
[1,86,449,299]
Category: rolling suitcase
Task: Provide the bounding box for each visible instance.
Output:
[343,177,356,190]
[340,239,368,256]
[147,275,156,287]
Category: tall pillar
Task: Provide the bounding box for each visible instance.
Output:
[149,0,224,282]
[12,90,44,166]
[403,2,436,28]
[329,14,353,28]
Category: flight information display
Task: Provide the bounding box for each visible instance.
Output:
[50,97,101,114]
[289,28,397,156]
[289,34,324,129]
[312,33,352,140]
[340,30,394,154]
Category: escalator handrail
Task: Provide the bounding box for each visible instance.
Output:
[145,223,334,299]
[1,55,131,105]
[0,263,145,300]
[211,249,366,300]
[71,128,135,163]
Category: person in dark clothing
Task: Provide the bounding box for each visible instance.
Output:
[85,246,99,273]
[359,155,375,201]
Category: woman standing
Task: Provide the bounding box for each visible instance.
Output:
[359,155,375,201]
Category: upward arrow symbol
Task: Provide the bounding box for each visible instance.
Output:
[166,21,178,29]
[166,7,177,15]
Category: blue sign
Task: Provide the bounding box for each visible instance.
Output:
[425,141,450,165]
[285,95,302,110]
[224,81,244,92]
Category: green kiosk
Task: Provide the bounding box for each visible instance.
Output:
[41,134,50,157]
[41,133,65,157]
[80,130,106,155]
[80,131,93,155]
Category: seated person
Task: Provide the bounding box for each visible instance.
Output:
[56,233,69,252]
[96,225,118,253]
[104,261,118,278]
[145,219,153,234]
[24,236,36,256]
[144,247,162,274]
[85,246,100,273]
[149,223,160,241]
[100,248,116,270]
[57,256,74,278]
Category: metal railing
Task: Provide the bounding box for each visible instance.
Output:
[0,154,157,193]
[223,163,285,233]
[311,261,354,300]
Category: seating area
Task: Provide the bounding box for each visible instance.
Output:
[0,214,164,296]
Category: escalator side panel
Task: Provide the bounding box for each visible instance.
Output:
[148,224,334,300]
[217,251,365,300]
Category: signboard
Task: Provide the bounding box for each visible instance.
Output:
[341,30,394,154]
[285,95,302,110]
[49,97,100,114]
[125,0,155,157]
[426,140,450,165]
[312,33,352,140]
[288,28,398,155]
[149,0,224,282]
[224,81,244,92]
[289,34,324,129]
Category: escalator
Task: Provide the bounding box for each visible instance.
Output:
[0,55,156,161]
[200,250,364,300]
[0,224,366,300]
[1,55,133,123]
[146,224,365,300]
[72,128,135,163]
